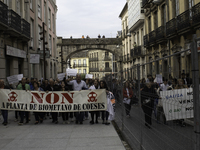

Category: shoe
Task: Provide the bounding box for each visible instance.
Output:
[25,120,29,124]
[70,118,74,122]
[35,121,39,125]
[105,122,110,125]
[80,122,83,124]
[95,120,99,124]
[181,122,186,127]
[18,122,23,125]
[55,121,58,124]
[3,122,7,126]
[66,121,70,124]
[90,120,94,124]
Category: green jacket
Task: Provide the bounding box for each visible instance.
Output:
[17,83,30,90]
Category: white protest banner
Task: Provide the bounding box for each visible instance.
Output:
[0,89,107,112]
[66,69,77,76]
[85,74,93,79]
[156,74,163,84]
[57,73,66,81]
[160,88,193,121]
[7,74,24,84]
[30,54,40,64]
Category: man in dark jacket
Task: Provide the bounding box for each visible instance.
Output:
[46,78,60,124]
[141,80,159,129]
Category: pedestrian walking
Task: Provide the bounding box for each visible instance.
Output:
[0,80,8,126]
[123,81,133,117]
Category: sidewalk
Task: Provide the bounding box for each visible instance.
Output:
[0,111,126,150]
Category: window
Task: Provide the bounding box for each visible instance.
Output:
[73,60,76,67]
[44,2,46,23]
[148,16,151,33]
[52,14,55,32]
[137,32,139,45]
[38,0,41,18]
[154,11,158,29]
[83,69,86,74]
[38,25,42,49]
[105,52,109,57]
[78,59,81,66]
[97,52,98,58]
[30,0,33,10]
[83,59,86,66]
[49,34,52,54]
[92,53,93,58]
[30,19,34,47]
[175,0,179,16]
[16,0,21,15]
[94,52,96,57]
[48,8,51,29]
[105,62,109,68]
[79,69,81,73]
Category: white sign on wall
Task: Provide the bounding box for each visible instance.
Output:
[6,45,26,58]
[30,54,40,64]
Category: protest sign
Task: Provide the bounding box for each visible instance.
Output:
[66,69,77,76]
[0,89,107,112]
[7,74,23,84]
[156,74,163,83]
[57,73,66,81]
[160,88,193,121]
[85,74,93,79]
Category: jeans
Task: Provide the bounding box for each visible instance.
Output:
[1,110,8,123]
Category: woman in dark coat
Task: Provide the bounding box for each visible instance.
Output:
[141,82,159,128]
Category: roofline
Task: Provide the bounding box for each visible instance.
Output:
[119,2,128,18]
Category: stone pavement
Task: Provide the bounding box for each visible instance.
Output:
[0,111,126,150]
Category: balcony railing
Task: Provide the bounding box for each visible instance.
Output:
[103,68,112,72]
[156,26,165,40]
[143,34,148,47]
[73,64,87,68]
[89,68,99,72]
[0,1,8,26]
[192,2,200,25]
[177,9,191,32]
[149,30,156,44]
[104,56,111,61]
[21,19,30,38]
[8,9,21,33]
[166,18,177,37]
[89,57,98,61]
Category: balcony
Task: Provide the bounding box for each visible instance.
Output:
[73,64,88,68]
[156,26,166,43]
[104,56,111,61]
[103,67,112,72]
[149,30,156,44]
[89,68,99,72]
[21,19,30,38]
[89,57,98,61]
[0,1,8,27]
[142,0,152,8]
[143,34,148,47]
[166,18,177,37]
[192,2,200,26]
[8,9,21,34]
[177,9,191,33]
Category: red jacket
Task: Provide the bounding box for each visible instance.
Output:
[123,88,133,98]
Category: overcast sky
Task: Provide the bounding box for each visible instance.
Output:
[56,0,126,38]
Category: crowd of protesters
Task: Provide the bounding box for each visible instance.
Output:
[0,74,115,126]
[105,72,192,129]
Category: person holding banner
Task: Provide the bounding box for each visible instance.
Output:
[175,79,188,127]
[67,74,88,124]
[17,77,30,125]
[100,80,115,125]
[33,81,45,124]
[46,78,60,124]
[141,79,159,129]
[123,81,133,117]
[0,80,8,126]
[89,79,100,124]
